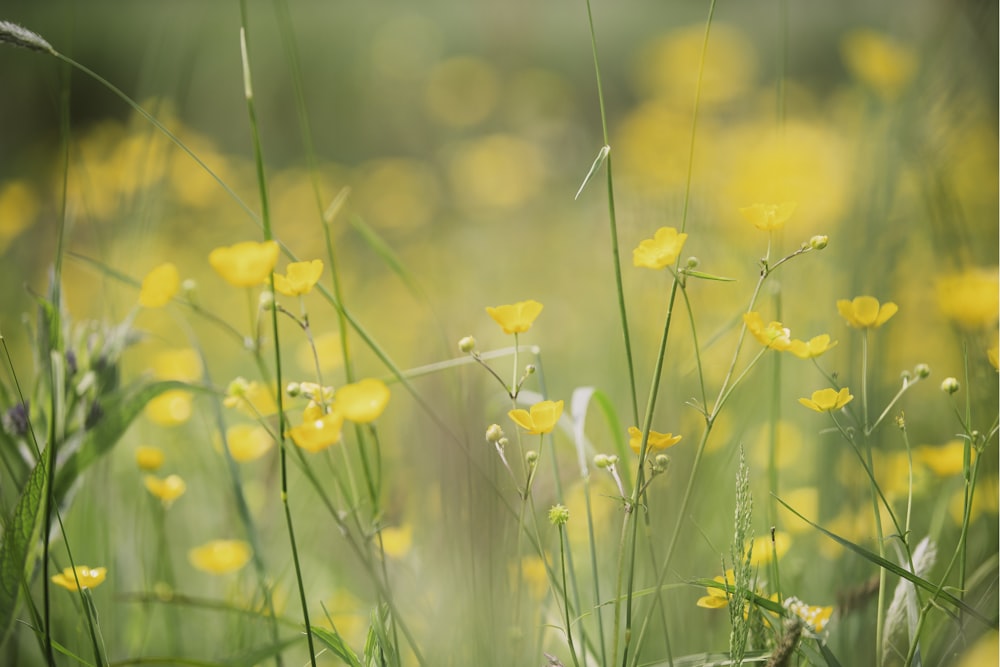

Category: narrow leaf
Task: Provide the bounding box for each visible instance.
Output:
[684,269,735,282]
[574,144,610,200]
[312,626,363,667]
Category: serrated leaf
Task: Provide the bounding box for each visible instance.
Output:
[574,144,610,200]
[684,270,735,282]
[312,626,362,667]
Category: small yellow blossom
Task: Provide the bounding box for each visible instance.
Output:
[289,411,345,452]
[208,240,280,288]
[837,296,898,329]
[145,390,194,426]
[696,570,734,609]
[139,262,180,308]
[748,532,791,567]
[188,540,252,575]
[51,566,107,591]
[841,29,917,101]
[798,387,853,413]
[135,445,165,471]
[739,202,797,231]
[486,300,543,335]
[143,474,187,507]
[935,267,999,331]
[225,424,275,462]
[627,426,682,455]
[224,378,278,417]
[508,399,564,435]
[783,596,834,633]
[744,312,792,351]
[788,334,838,360]
[273,259,324,296]
[379,524,413,559]
[632,226,688,269]
[335,379,391,423]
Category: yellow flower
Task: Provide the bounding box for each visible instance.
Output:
[744,312,792,351]
[508,399,564,435]
[627,426,682,455]
[788,334,838,359]
[935,267,999,331]
[841,29,917,101]
[145,390,194,426]
[783,596,834,633]
[739,202,797,231]
[837,296,898,329]
[632,227,688,269]
[139,262,180,308]
[914,439,972,477]
[335,379,391,423]
[748,532,791,567]
[273,259,324,296]
[51,566,107,591]
[225,424,275,462]
[135,445,165,471]
[379,524,413,559]
[143,474,187,507]
[208,240,280,287]
[289,411,345,452]
[798,387,853,413]
[223,378,278,417]
[696,570,734,609]
[486,300,543,335]
[188,540,252,575]
[151,348,201,382]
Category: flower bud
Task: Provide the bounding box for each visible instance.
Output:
[809,235,829,250]
[458,336,477,353]
[497,437,509,450]
[485,423,504,443]
[593,454,611,469]
[286,382,301,397]
[524,364,536,375]
[941,377,960,395]
[686,256,700,269]
[526,450,539,465]
[548,503,570,526]
[181,278,197,295]
[654,454,671,470]
[259,290,274,309]
[915,363,930,379]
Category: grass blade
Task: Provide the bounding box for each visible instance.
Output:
[574,144,610,200]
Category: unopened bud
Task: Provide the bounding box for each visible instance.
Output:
[497,437,509,449]
[548,503,570,526]
[458,336,476,353]
[485,423,504,443]
[524,364,536,375]
[526,450,539,465]
[286,382,301,397]
[181,278,197,295]
[593,454,611,469]
[259,290,274,309]
[915,363,930,379]
[686,256,700,269]
[941,377,960,395]
[809,235,828,250]
[654,454,671,470]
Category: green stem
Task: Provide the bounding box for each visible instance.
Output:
[559,526,582,667]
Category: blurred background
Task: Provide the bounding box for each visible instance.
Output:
[0,0,997,664]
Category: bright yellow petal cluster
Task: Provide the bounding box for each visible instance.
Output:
[696,569,734,609]
[188,540,252,575]
[143,474,187,507]
[51,566,107,591]
[744,312,792,351]
[627,426,682,455]
[632,227,688,269]
[798,387,853,413]
[837,296,898,329]
[135,445,165,471]
[145,390,194,426]
[486,300,543,335]
[225,424,275,462]
[788,334,838,360]
[335,379,391,423]
[139,262,180,308]
[273,259,324,296]
[508,399,564,435]
[935,267,999,331]
[208,240,279,288]
[739,202,797,231]
[289,411,345,452]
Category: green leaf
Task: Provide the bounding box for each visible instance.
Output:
[574,144,610,200]
[312,626,362,667]
[683,269,735,282]
[0,441,49,645]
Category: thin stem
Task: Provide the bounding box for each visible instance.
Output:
[559,525,582,667]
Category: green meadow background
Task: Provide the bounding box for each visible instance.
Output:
[0,0,996,665]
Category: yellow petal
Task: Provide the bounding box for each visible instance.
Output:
[144,474,187,506]
[139,262,180,308]
[486,300,544,334]
[289,411,344,452]
[208,241,280,288]
[335,379,391,423]
[135,445,165,471]
[51,566,107,591]
[188,540,252,575]
[226,424,275,462]
[508,408,535,431]
[145,390,193,426]
[874,301,898,327]
[274,259,324,296]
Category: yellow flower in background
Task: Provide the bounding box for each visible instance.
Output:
[208,240,279,287]
[135,445,165,471]
[788,334,838,360]
[956,631,999,667]
[379,524,413,559]
[225,424,275,462]
[296,331,343,374]
[335,379,391,423]
[748,532,791,567]
[289,411,344,452]
[224,378,278,417]
[51,566,107,591]
[143,474,187,507]
[632,227,688,269]
[935,267,999,330]
[486,300,543,335]
[273,259,324,296]
[509,399,564,435]
[783,596,834,633]
[0,180,40,253]
[424,56,499,128]
[696,569,734,609]
[138,262,180,308]
[799,387,853,413]
[837,296,898,329]
[189,540,252,575]
[151,348,201,382]
[841,29,917,101]
[518,555,550,601]
[989,341,999,371]
[780,487,819,535]
[739,202,797,232]
[744,312,792,351]
[145,390,193,426]
[627,426,682,454]
[915,439,972,477]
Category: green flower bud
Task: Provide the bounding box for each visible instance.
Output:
[526,450,539,465]
[593,454,611,469]
[286,382,301,397]
[548,503,570,526]
[809,235,829,250]
[914,363,930,379]
[458,336,477,353]
[941,377,960,395]
[686,256,700,269]
[485,423,504,443]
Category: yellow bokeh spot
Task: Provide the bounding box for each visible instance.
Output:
[379,524,413,559]
[448,134,546,210]
[354,158,440,231]
[188,540,252,575]
[225,423,275,463]
[145,390,193,426]
[151,348,202,382]
[0,180,40,253]
[296,331,343,374]
[424,56,499,127]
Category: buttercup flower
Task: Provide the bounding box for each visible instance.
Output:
[914,439,972,477]
[188,540,252,575]
[380,524,413,558]
[696,569,734,609]
[748,532,791,566]
[51,566,107,591]
[225,424,275,462]
[135,445,165,471]
[935,267,999,331]
[335,378,391,423]
[632,226,688,269]
[289,410,344,452]
[788,334,838,360]
[627,426,682,454]
[224,378,278,417]
[143,474,187,507]
[486,300,543,334]
[208,240,279,288]
[273,259,324,296]
[840,29,917,101]
[783,596,834,633]
[837,296,898,329]
[744,312,792,351]
[739,202,797,231]
[139,262,180,308]
[798,387,853,413]
[508,399,564,435]
[145,390,194,426]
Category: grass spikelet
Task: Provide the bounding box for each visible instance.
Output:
[0,20,55,54]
